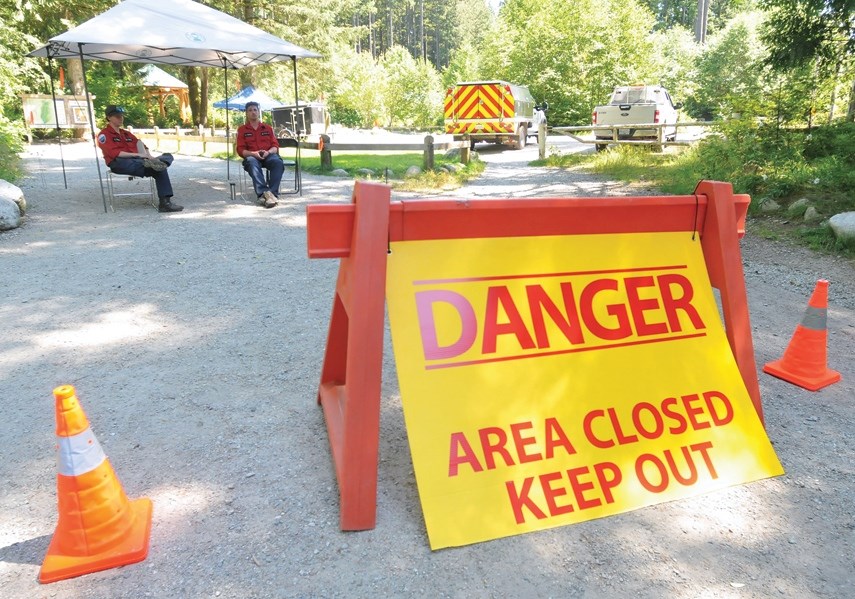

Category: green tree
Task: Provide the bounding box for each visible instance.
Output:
[381,45,443,126]
[759,0,855,120]
[441,40,481,88]
[685,12,770,119]
[483,0,658,125]
[327,43,386,127]
[648,26,700,104]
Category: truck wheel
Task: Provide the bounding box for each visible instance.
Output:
[515,125,527,150]
[470,139,476,151]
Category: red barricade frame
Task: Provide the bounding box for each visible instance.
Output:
[307,180,760,530]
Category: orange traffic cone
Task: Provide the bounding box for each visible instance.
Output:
[763,280,841,391]
[39,385,152,584]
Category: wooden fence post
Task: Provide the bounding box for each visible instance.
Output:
[199,125,207,154]
[153,126,160,151]
[423,135,434,171]
[460,142,470,165]
[320,134,332,170]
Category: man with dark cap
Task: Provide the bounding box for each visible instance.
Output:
[97,105,183,213]
[236,101,283,208]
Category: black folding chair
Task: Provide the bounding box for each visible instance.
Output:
[278,137,301,196]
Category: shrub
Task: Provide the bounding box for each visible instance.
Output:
[0,114,24,182]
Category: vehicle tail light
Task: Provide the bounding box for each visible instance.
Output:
[592,111,597,125]
[654,109,660,123]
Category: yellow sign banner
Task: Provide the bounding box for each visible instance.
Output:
[386,232,783,549]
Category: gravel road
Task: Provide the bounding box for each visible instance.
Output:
[1,139,853,598]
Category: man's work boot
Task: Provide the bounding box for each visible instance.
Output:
[143,158,167,172]
[262,190,278,208]
[158,198,184,213]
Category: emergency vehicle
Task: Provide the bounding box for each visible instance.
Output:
[444,81,536,150]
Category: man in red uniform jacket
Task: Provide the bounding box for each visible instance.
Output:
[236,101,284,208]
[97,105,183,213]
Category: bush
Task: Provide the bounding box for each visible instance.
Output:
[0,114,24,182]
[330,106,361,128]
[803,121,855,163]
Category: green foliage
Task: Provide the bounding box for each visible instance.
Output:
[803,120,855,162]
[545,120,855,219]
[327,44,386,128]
[85,62,153,127]
[0,2,50,117]
[684,12,768,120]
[759,0,855,73]
[0,113,24,182]
[381,46,444,128]
[441,41,481,89]
[482,0,659,125]
[647,27,699,105]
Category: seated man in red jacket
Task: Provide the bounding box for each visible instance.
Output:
[236,101,284,208]
[97,105,183,213]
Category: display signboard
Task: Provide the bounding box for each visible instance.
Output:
[21,95,94,129]
[386,231,784,549]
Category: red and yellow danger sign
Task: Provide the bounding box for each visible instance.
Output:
[386,232,783,549]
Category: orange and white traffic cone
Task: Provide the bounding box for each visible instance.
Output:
[39,385,153,584]
[763,280,841,391]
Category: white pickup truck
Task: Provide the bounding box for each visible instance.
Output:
[591,85,682,151]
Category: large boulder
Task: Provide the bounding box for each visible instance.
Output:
[787,197,810,217]
[758,198,781,213]
[803,206,823,223]
[0,180,25,231]
[828,212,855,243]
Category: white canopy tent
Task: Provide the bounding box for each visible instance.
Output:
[29,0,321,211]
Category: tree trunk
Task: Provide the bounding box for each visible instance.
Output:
[65,58,90,139]
[185,66,200,124]
[200,68,209,127]
[694,0,709,44]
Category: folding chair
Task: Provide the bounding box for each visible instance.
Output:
[238,139,301,201]
[239,167,270,202]
[106,170,156,212]
[278,137,301,196]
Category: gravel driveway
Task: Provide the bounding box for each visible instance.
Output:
[1,140,853,598]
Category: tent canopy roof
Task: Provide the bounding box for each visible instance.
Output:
[214,86,285,112]
[140,64,188,89]
[29,0,322,68]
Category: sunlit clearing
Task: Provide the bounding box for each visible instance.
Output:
[674,493,750,536]
[147,483,218,523]
[34,304,165,348]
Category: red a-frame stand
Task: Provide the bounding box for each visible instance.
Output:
[306,180,759,531]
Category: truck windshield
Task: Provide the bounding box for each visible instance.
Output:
[611,87,655,104]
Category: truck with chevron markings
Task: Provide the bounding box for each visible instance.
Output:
[444,81,536,150]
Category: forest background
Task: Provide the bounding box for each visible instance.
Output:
[0,0,853,211]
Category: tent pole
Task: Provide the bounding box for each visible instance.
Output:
[46,53,68,189]
[292,56,302,196]
[78,44,108,213]
[223,58,230,181]
[292,56,300,136]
